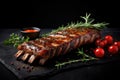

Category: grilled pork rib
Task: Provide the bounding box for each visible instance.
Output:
[15,27,101,65]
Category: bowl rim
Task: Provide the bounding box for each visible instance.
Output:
[21,27,40,33]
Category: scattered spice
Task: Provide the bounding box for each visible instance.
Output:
[31,66,34,70]
[26,66,29,69]
[27,69,32,72]
[10,62,34,72]
[17,67,21,70]
[10,62,14,65]
[22,66,26,69]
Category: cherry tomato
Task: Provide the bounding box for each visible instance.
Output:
[102,39,107,45]
[95,39,101,46]
[98,40,108,48]
[105,35,113,44]
[114,41,120,49]
[108,45,118,54]
[114,42,118,46]
[94,48,105,58]
[99,41,105,48]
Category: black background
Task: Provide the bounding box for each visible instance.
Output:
[0,1,120,29]
[0,1,120,80]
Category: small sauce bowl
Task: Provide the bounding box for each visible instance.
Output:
[21,27,40,40]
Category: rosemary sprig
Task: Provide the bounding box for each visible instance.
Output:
[72,13,109,29]
[55,48,98,69]
[42,13,109,37]
[81,13,94,25]
[77,48,97,60]
[3,33,29,47]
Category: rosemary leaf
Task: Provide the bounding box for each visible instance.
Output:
[55,48,98,69]
[42,13,109,36]
[3,33,29,48]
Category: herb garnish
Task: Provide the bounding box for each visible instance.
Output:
[42,13,109,37]
[3,33,29,47]
[55,48,98,69]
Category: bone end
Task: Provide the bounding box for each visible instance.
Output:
[39,58,48,65]
[15,50,24,58]
[21,53,29,61]
[28,55,36,64]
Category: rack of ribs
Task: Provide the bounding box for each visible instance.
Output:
[15,27,101,65]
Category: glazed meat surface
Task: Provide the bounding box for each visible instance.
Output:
[15,27,101,65]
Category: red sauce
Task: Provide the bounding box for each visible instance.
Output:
[24,29,38,33]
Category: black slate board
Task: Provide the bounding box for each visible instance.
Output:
[0,28,120,80]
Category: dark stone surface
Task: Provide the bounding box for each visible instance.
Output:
[0,28,120,80]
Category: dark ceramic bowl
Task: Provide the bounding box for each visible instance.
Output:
[21,27,40,40]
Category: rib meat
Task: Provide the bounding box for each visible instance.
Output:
[15,27,101,65]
